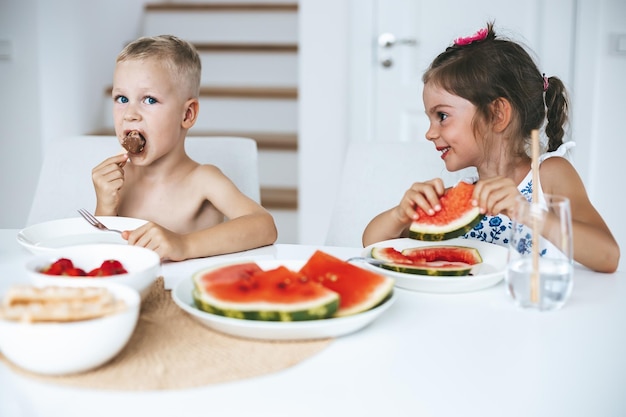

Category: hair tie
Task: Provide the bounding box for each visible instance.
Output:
[454,28,488,46]
[542,73,549,92]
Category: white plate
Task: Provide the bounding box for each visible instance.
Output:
[361,238,508,293]
[171,260,397,341]
[17,216,147,255]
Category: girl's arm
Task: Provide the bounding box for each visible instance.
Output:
[362,178,446,247]
[540,157,620,273]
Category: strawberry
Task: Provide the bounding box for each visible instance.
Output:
[64,267,87,277]
[41,258,74,275]
[99,259,128,276]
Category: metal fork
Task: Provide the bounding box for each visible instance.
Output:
[345,256,388,266]
[77,208,122,234]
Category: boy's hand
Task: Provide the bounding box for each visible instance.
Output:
[472,176,521,217]
[123,222,187,262]
[394,178,445,224]
[92,153,128,215]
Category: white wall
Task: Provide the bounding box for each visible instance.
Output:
[0,0,144,228]
[298,0,351,245]
[572,0,626,271]
[0,0,41,227]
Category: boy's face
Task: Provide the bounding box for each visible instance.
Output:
[112,58,191,162]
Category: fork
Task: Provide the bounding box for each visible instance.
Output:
[77,208,122,234]
[345,256,388,266]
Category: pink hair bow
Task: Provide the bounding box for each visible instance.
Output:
[454,28,488,46]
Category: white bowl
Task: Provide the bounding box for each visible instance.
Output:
[0,282,140,375]
[26,244,161,298]
[17,216,148,256]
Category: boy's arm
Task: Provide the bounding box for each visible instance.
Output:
[180,165,277,259]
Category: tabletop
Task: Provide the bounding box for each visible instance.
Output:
[1,229,625,417]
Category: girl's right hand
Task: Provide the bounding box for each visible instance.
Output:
[91,153,128,215]
[394,178,446,224]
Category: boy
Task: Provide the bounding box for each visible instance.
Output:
[92,35,277,261]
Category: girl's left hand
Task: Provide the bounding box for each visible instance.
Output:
[472,176,521,218]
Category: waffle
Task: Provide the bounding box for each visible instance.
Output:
[0,285,126,323]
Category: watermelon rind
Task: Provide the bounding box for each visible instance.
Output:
[333,277,394,317]
[408,207,482,241]
[373,262,473,277]
[192,288,340,321]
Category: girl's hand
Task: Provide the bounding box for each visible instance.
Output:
[123,222,188,262]
[92,153,128,216]
[472,176,521,218]
[394,178,446,224]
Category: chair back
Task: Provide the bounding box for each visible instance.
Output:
[324,141,474,247]
[27,135,260,226]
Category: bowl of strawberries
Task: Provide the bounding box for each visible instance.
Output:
[26,244,161,298]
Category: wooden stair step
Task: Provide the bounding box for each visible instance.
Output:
[195,42,297,53]
[261,187,298,210]
[199,86,297,99]
[104,86,297,100]
[145,3,298,12]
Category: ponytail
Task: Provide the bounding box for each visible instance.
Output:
[544,76,569,152]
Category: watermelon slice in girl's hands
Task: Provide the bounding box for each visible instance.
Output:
[409,181,482,241]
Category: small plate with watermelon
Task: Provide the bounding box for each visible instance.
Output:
[171,251,397,340]
[361,238,508,293]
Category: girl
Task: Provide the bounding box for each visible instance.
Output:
[362,23,619,273]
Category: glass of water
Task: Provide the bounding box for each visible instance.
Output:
[505,194,574,311]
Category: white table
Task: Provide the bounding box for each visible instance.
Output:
[1,229,625,417]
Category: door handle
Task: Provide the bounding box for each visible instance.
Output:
[378,33,418,48]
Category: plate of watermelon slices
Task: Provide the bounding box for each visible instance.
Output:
[360,238,508,293]
[171,258,397,341]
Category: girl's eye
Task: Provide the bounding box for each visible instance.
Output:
[143,96,158,105]
[114,95,128,104]
[438,112,448,122]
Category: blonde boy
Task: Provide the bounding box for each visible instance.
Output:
[92,35,277,261]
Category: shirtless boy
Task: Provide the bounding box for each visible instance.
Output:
[92,35,277,261]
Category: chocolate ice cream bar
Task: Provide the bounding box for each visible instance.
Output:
[122,131,145,154]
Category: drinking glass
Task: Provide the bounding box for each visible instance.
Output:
[505,194,574,311]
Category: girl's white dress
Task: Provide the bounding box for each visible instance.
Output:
[461,142,574,255]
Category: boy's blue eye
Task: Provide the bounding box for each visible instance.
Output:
[115,95,128,104]
[143,96,157,105]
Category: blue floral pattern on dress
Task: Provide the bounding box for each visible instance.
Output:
[461,177,550,256]
[460,144,574,258]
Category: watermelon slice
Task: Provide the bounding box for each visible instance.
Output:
[409,181,482,241]
[299,251,394,317]
[371,245,482,276]
[192,263,340,321]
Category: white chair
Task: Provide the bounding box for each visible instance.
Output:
[27,135,260,226]
[324,141,474,247]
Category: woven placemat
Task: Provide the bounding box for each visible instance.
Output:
[0,278,332,390]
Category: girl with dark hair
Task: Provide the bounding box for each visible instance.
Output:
[363,23,619,273]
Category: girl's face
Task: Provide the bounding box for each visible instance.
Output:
[423,82,484,172]
[112,58,190,165]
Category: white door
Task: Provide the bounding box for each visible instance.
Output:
[351,0,576,147]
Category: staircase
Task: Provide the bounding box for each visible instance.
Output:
[95,1,299,243]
